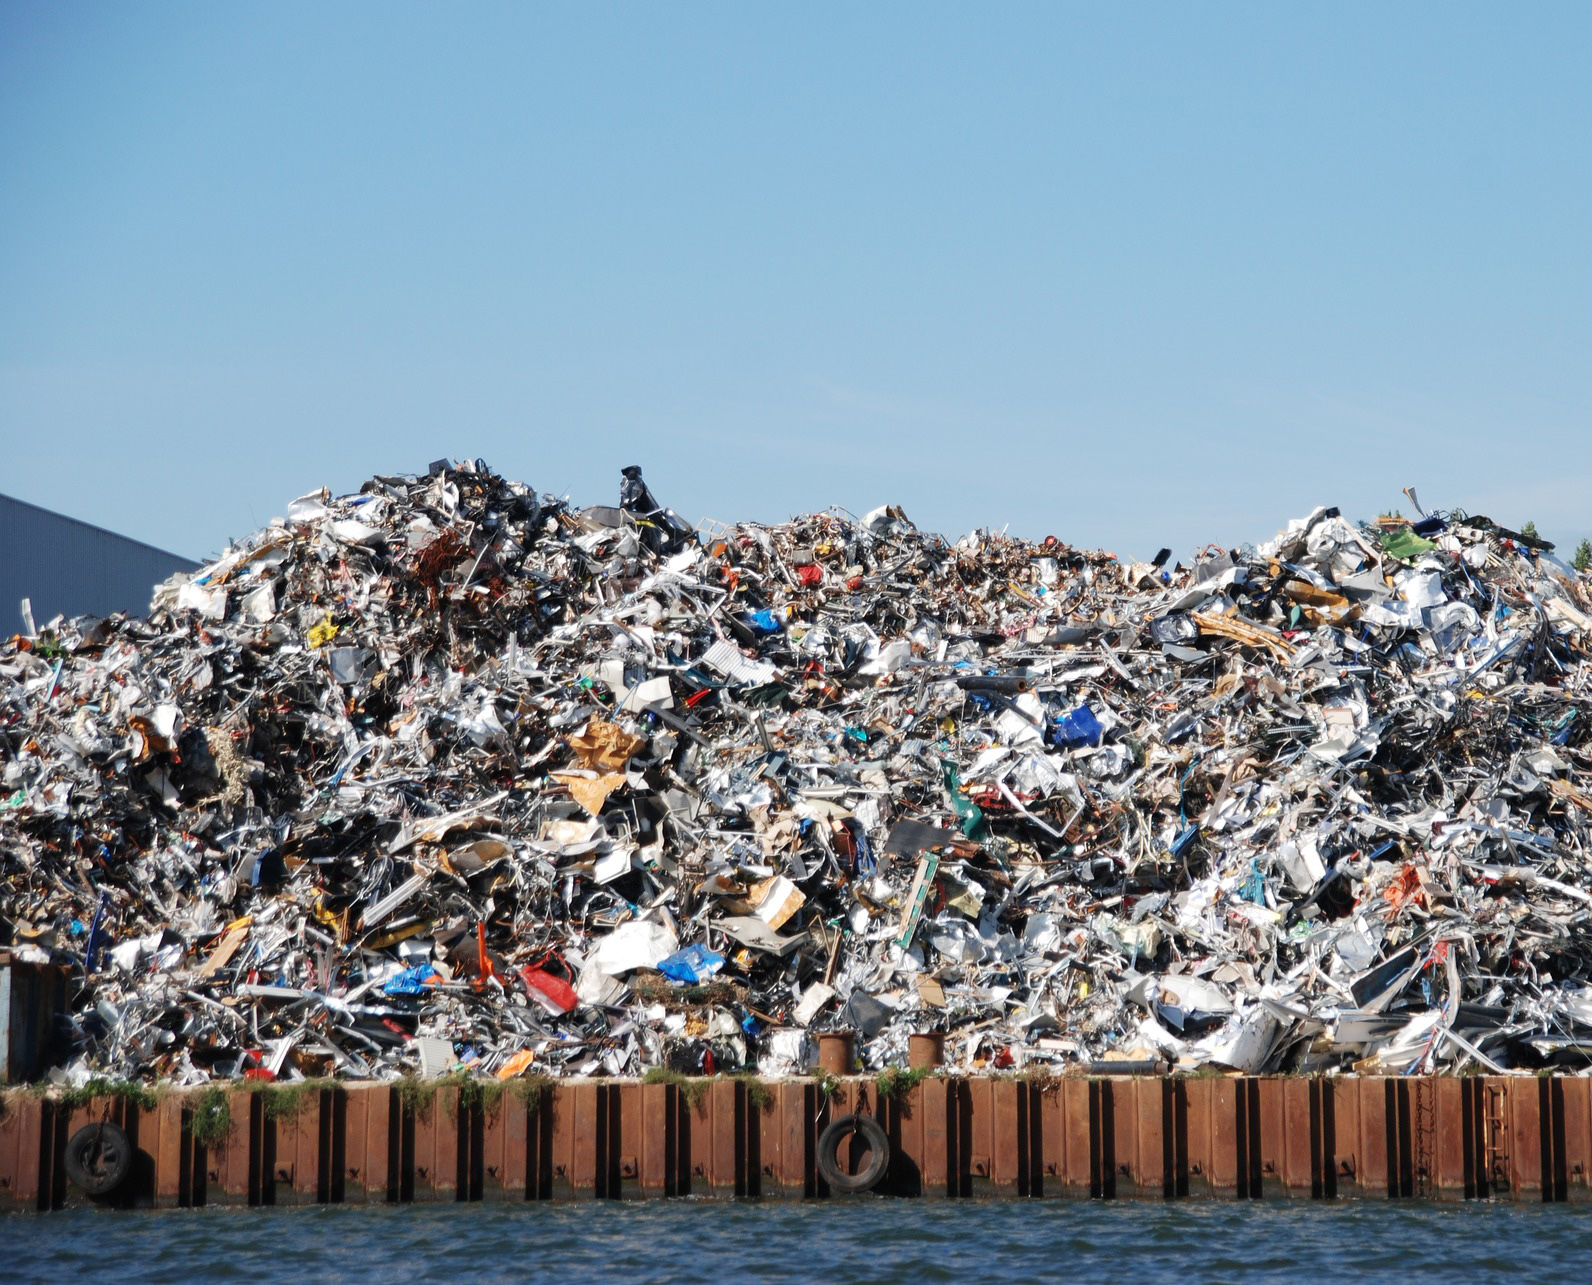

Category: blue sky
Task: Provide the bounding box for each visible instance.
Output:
[4,2,1591,563]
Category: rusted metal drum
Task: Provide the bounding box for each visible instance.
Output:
[907,1032,945,1070]
[817,1031,856,1076]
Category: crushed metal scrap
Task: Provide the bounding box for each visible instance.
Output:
[6,466,1592,1087]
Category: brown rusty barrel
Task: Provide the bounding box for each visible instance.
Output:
[907,1033,944,1070]
[817,1032,855,1076]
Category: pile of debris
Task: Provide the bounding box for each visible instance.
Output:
[6,463,1592,1087]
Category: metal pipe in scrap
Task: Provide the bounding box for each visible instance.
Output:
[954,674,1031,695]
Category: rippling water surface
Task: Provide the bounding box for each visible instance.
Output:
[9,1199,1592,1283]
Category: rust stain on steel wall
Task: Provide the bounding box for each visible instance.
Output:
[776,1081,811,1198]
[0,1088,41,1209]
[917,1076,950,1197]
[1180,1077,1213,1197]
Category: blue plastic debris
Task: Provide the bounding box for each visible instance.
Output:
[1052,703,1104,749]
[383,963,437,996]
[657,944,725,984]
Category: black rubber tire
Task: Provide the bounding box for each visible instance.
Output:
[64,1121,133,1196]
[816,1112,890,1193]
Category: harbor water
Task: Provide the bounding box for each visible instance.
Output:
[8,1198,1592,1283]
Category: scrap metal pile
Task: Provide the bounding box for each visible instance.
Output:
[7,462,1592,1086]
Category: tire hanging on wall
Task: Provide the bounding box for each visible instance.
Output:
[64,1121,133,1196]
[816,1112,890,1193]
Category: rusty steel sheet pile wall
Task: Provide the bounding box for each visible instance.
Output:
[3,1075,1591,1212]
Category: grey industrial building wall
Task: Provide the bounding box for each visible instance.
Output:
[0,493,197,631]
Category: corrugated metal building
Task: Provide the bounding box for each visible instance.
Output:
[0,492,197,631]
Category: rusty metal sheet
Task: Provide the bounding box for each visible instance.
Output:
[1558,1077,1590,1200]
[371,1086,396,1203]
[1169,1079,1190,1199]
[1330,1078,1364,1198]
[961,1078,992,1192]
[1099,1080,1129,1199]
[1461,1077,1484,1200]
[990,1079,1020,1196]
[636,1082,666,1195]
[595,1082,617,1199]
[811,1083,835,1199]
[1180,1078,1213,1197]
[207,1095,242,1205]
[305,1095,331,1203]
[531,1086,556,1200]
[911,1077,944,1198]
[213,1091,253,1205]
[453,1093,481,1203]
[51,1101,101,1209]
[438,1089,464,1201]
[491,1093,526,1201]
[273,1093,322,1205]
[1131,1079,1166,1200]
[37,1102,65,1211]
[403,1090,438,1202]
[879,1084,917,1198]
[706,1078,739,1196]
[1090,1080,1117,1199]
[44,1101,77,1210]
[667,1081,699,1197]
[1410,1078,1437,1199]
[301,1091,328,1203]
[326,1090,346,1204]
[752,1082,780,1197]
[748,1081,783,1197]
[543,1083,571,1198]
[475,1096,503,1200]
[567,1082,598,1196]
[1278,1079,1312,1197]
[0,1097,19,1211]
[117,1102,147,1209]
[1112,1080,1141,1198]
[740,1081,766,1199]
[1324,1078,1342,1199]
[681,1080,712,1194]
[409,1089,439,1202]
[1548,1078,1570,1202]
[1209,1078,1238,1194]
[107,1101,146,1209]
[1478,1077,1511,1200]
[1361,1078,1395,1197]
[948,1079,972,1198]
[774,1082,806,1197]
[1249,1078,1280,1198]
[154,1097,184,1207]
[1056,1078,1088,1195]
[612,1082,639,1196]
[1509,1077,1543,1200]
[0,1093,41,1210]
[746,1081,773,1198]
[1033,1081,1061,1197]
[339,1085,369,1203]
[1431,1077,1465,1199]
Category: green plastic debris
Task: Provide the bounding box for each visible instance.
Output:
[940,759,988,841]
[1381,528,1437,562]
